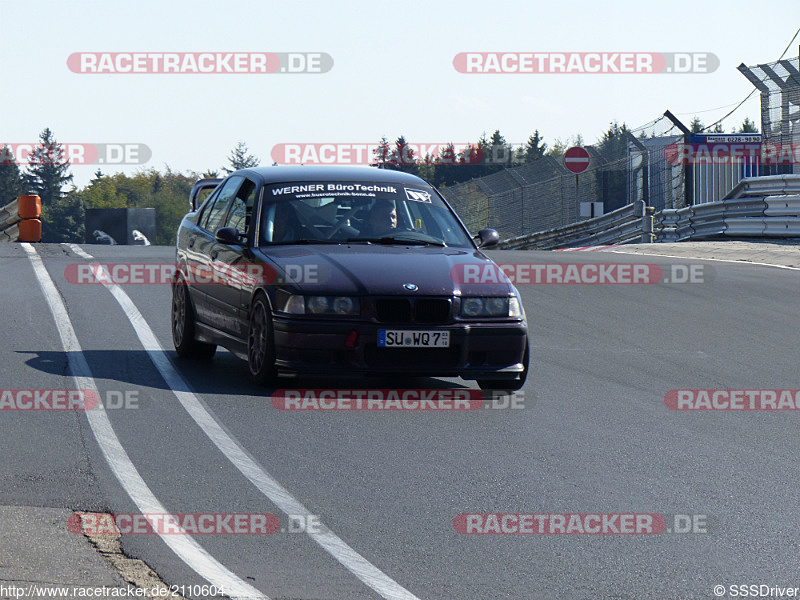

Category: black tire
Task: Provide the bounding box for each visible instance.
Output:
[247,294,277,385]
[476,339,529,392]
[171,275,216,359]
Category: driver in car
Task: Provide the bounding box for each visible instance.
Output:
[358,199,397,238]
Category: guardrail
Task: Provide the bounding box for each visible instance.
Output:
[496,201,654,250]
[0,195,42,242]
[497,175,800,250]
[656,175,800,241]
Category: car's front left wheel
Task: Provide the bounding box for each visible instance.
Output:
[171,275,216,359]
[248,294,277,385]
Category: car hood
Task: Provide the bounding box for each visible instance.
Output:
[252,244,513,296]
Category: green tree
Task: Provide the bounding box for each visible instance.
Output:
[690,117,704,133]
[431,143,460,187]
[485,129,513,172]
[596,122,630,210]
[0,145,24,206]
[23,128,83,242]
[522,130,547,163]
[42,190,85,243]
[388,136,419,175]
[597,121,629,161]
[224,141,260,173]
[373,136,392,167]
[738,117,759,133]
[546,134,583,160]
[82,168,196,245]
[24,128,74,205]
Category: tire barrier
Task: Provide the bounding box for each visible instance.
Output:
[0,195,42,242]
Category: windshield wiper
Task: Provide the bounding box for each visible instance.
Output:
[265,239,343,245]
[345,236,447,247]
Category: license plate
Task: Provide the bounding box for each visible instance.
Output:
[378,330,450,348]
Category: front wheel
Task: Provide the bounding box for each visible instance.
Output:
[248,295,277,385]
[171,275,216,359]
[476,340,529,392]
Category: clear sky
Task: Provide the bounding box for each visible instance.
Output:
[1,0,798,187]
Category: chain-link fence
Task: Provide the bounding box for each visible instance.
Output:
[441,56,800,240]
[739,56,800,174]
[440,119,680,239]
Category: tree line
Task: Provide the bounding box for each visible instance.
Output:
[0,119,759,244]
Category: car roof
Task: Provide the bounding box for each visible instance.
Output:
[231,165,431,187]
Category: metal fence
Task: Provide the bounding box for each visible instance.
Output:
[740,56,800,169]
[441,150,631,240]
[442,56,800,242]
[439,116,692,240]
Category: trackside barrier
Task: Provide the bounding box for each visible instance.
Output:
[0,195,41,242]
[654,175,800,241]
[498,175,800,249]
[496,201,654,250]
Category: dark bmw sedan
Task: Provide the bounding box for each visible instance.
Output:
[172,165,528,390]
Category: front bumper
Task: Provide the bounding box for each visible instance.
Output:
[272,317,527,379]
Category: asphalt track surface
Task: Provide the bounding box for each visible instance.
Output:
[2,242,800,600]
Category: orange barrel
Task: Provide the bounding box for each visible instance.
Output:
[17,195,41,220]
[18,218,42,242]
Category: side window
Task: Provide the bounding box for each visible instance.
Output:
[202,176,244,233]
[197,188,220,230]
[224,178,257,238]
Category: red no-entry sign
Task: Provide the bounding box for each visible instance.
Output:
[564,146,591,174]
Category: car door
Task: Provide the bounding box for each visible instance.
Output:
[189,175,244,331]
[211,177,258,339]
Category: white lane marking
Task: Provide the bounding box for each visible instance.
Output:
[608,249,800,271]
[22,244,266,600]
[64,243,94,260]
[97,271,422,600]
[554,245,619,252]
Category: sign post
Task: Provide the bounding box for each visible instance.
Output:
[565,146,592,217]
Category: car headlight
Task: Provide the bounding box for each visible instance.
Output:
[460,297,513,318]
[333,296,355,314]
[282,295,360,315]
[307,296,330,313]
[462,297,486,317]
[283,295,306,314]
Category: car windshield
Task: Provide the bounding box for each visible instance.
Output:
[259,181,474,248]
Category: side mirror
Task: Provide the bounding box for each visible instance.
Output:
[475,228,499,248]
[215,227,241,245]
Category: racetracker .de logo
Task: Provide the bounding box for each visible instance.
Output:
[271,142,482,166]
[665,142,800,165]
[68,513,280,535]
[67,52,333,74]
[0,143,151,166]
[453,513,666,534]
[0,390,98,410]
[450,263,713,285]
[271,389,487,411]
[63,263,324,286]
[665,389,800,410]
[453,52,719,74]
